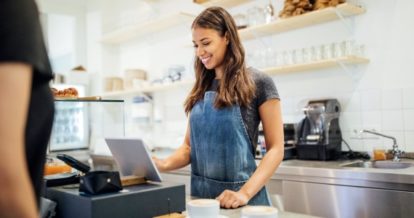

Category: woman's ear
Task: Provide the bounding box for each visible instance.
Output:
[225,32,230,45]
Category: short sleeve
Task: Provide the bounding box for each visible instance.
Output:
[0,0,53,82]
[252,69,280,106]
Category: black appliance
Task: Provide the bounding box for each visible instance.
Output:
[296,99,342,160]
[283,123,296,160]
[45,182,185,218]
[255,123,297,160]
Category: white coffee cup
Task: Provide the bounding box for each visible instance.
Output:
[187,199,220,218]
[241,206,278,218]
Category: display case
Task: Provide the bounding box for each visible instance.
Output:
[49,99,125,154]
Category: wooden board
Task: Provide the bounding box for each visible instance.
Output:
[101,12,195,44]
[101,80,194,98]
[197,0,253,8]
[100,56,369,97]
[262,56,369,75]
[239,3,366,40]
[55,96,102,101]
[121,175,147,186]
[154,213,185,218]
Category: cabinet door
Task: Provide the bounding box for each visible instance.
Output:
[161,173,191,195]
[283,180,414,218]
[266,179,284,210]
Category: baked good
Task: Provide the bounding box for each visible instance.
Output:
[52,87,79,98]
[314,0,345,10]
[279,0,313,18]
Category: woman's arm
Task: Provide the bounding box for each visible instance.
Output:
[217,99,284,208]
[0,63,38,218]
[153,120,191,172]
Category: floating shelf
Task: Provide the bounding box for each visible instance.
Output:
[102,79,194,98]
[100,12,196,44]
[239,3,365,40]
[196,0,253,8]
[101,56,368,97]
[261,56,369,75]
[55,99,124,103]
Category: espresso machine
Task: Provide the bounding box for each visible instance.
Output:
[283,123,297,160]
[296,99,342,160]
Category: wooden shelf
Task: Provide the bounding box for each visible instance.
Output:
[100,56,368,97]
[196,0,253,8]
[101,56,368,98]
[261,56,369,75]
[239,3,365,40]
[102,80,194,98]
[100,12,195,44]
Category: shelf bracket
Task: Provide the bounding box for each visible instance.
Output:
[141,93,153,102]
[334,8,355,35]
[336,60,360,81]
[250,29,271,49]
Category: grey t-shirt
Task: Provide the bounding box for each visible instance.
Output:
[208,67,280,149]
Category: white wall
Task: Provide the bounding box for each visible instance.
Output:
[38,0,87,71]
[85,0,414,153]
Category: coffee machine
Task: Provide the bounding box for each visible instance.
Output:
[283,123,297,160]
[296,99,342,160]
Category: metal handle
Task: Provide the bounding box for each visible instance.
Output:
[360,129,401,161]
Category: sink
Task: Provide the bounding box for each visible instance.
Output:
[342,160,412,169]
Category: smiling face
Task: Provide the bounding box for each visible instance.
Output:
[192,27,228,77]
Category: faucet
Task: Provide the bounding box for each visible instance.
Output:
[360,129,403,161]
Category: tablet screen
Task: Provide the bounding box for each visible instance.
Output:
[105,138,162,182]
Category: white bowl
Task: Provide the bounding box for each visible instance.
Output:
[186,199,220,218]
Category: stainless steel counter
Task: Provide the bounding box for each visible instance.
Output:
[155,152,414,218]
[274,159,414,191]
[218,208,318,218]
[183,196,319,218]
[68,150,414,217]
[165,157,414,191]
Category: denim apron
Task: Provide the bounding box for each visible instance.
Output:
[189,91,270,205]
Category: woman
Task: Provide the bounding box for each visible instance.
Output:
[154,7,284,208]
[0,0,54,217]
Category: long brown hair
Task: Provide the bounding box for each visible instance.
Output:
[184,7,255,114]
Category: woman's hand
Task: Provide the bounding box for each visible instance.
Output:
[216,189,250,209]
[152,156,167,172]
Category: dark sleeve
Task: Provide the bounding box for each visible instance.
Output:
[254,71,280,107]
[0,0,53,82]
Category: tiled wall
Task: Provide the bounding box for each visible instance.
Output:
[280,88,414,152]
[86,0,414,153]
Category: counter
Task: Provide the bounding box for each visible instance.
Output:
[154,150,414,218]
[166,157,414,191]
[181,196,318,218]
[87,149,414,217]
[217,207,318,218]
[275,159,414,187]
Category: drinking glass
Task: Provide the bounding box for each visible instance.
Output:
[343,40,355,56]
[247,6,265,26]
[333,42,344,58]
[353,44,365,57]
[257,49,267,68]
[275,51,284,66]
[265,47,274,68]
[292,49,303,64]
[283,50,293,65]
[246,52,255,67]
[373,146,387,161]
[322,43,333,59]
[311,46,322,61]
[302,47,311,63]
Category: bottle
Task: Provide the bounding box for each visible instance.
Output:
[264,0,275,24]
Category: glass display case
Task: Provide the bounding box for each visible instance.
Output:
[49,99,125,154]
